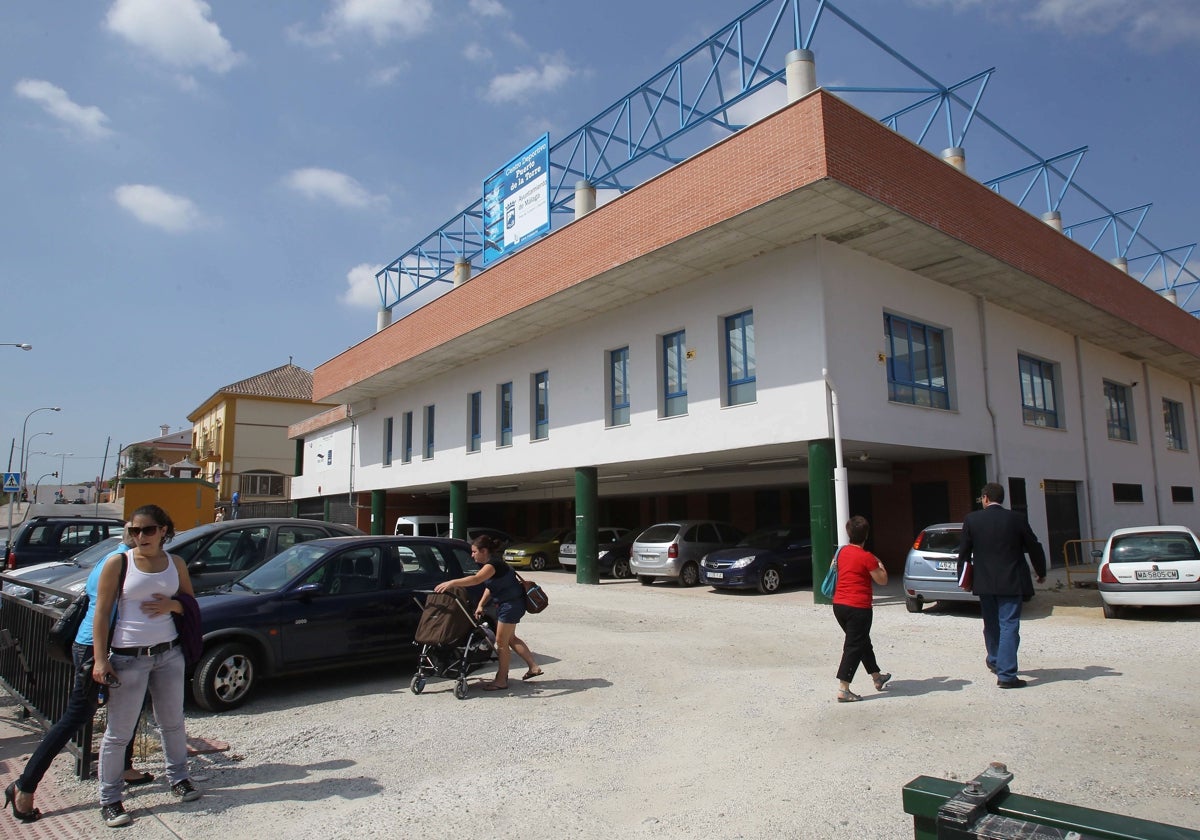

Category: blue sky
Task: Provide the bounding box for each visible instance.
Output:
[2,0,1198,485]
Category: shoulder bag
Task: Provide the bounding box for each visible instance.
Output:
[819,546,843,599]
[47,592,90,663]
[513,571,549,614]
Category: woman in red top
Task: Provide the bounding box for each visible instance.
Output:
[832,516,891,702]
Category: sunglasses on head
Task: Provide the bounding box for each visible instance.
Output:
[127,525,162,537]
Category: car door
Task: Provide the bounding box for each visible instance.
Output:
[779,530,813,584]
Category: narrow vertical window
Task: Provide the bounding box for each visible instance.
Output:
[401,411,413,463]
[467,391,482,453]
[609,347,630,426]
[1018,355,1059,428]
[383,416,394,466]
[725,310,755,406]
[423,404,435,459]
[498,382,513,447]
[662,330,687,417]
[1103,381,1133,441]
[533,371,550,441]
[1164,398,1187,450]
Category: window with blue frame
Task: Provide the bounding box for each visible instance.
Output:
[725,310,755,406]
[498,382,513,447]
[1104,381,1133,441]
[423,404,435,459]
[884,314,949,409]
[383,416,394,465]
[662,330,687,417]
[467,392,481,453]
[401,411,412,463]
[609,347,630,426]
[533,371,549,440]
[1164,398,1187,451]
[1018,355,1059,428]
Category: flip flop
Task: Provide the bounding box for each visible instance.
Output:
[481,681,510,691]
[522,669,544,680]
[124,772,155,787]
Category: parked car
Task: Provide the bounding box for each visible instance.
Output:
[1,535,125,601]
[394,515,449,537]
[438,527,517,550]
[630,520,744,587]
[503,527,571,570]
[700,525,812,593]
[191,535,484,711]
[559,527,634,577]
[1096,525,1200,619]
[4,515,126,570]
[902,523,971,612]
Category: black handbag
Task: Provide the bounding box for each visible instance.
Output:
[47,592,89,663]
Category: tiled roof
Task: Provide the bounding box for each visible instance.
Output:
[219,363,314,401]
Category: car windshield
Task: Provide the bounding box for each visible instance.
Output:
[920,529,962,552]
[68,536,126,568]
[238,543,333,591]
[638,524,680,543]
[1109,533,1200,563]
[738,528,791,549]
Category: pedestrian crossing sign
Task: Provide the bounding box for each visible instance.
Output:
[2,473,20,494]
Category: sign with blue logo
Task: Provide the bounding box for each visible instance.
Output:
[2,473,20,494]
[482,133,550,266]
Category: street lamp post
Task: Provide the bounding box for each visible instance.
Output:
[33,473,55,504]
[2,343,33,351]
[20,407,62,495]
[21,431,53,492]
[55,453,73,500]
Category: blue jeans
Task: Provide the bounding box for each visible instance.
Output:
[98,645,189,806]
[979,594,1023,682]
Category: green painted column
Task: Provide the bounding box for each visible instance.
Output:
[809,438,836,605]
[574,467,598,585]
[370,489,386,535]
[968,454,988,513]
[449,480,467,541]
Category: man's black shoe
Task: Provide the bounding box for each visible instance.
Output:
[997,678,1027,689]
[986,661,997,673]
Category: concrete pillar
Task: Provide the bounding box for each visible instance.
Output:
[376,308,392,332]
[574,467,598,585]
[574,180,596,219]
[942,147,966,173]
[1111,257,1129,273]
[1042,211,1063,232]
[808,439,835,605]
[449,480,467,541]
[786,49,816,102]
[453,259,471,287]
[370,489,386,535]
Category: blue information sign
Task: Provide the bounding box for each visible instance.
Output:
[2,473,20,494]
[482,134,551,266]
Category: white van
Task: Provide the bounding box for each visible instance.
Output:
[393,515,451,537]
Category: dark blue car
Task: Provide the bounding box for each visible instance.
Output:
[700,526,812,594]
[191,535,482,711]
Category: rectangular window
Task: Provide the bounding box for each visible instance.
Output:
[382,417,394,466]
[498,382,513,447]
[662,330,688,417]
[884,313,949,409]
[1104,381,1134,441]
[401,411,413,464]
[467,392,481,453]
[1171,486,1194,503]
[1112,483,1144,503]
[423,405,435,460]
[1018,355,1059,428]
[609,347,630,426]
[532,371,549,441]
[1164,398,1187,450]
[725,310,756,406]
[240,473,285,496]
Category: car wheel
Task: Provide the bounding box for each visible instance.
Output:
[1102,601,1122,619]
[638,575,655,586]
[530,553,548,571]
[192,642,257,712]
[611,557,631,579]
[410,675,426,695]
[757,566,782,594]
[678,562,699,588]
[454,679,470,700]
[905,596,924,613]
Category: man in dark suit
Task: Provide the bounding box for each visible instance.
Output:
[957,481,1047,688]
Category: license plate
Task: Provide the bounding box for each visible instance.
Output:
[640,554,656,562]
[707,571,724,579]
[936,560,958,571]
[1135,569,1179,581]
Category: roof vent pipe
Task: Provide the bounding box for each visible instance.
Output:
[376,308,392,332]
[1041,211,1063,232]
[1110,257,1129,273]
[786,49,816,101]
[575,180,596,219]
[1162,288,1178,304]
[942,147,966,173]
[453,258,471,287]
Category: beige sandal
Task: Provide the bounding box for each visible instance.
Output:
[836,688,862,703]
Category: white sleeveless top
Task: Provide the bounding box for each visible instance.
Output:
[112,550,180,647]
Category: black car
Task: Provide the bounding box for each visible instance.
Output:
[191,535,483,711]
[700,525,813,594]
[4,515,126,570]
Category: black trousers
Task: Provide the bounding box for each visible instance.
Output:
[833,603,880,683]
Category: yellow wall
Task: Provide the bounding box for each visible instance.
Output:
[120,478,218,530]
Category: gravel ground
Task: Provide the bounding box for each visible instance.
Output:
[13,571,1200,838]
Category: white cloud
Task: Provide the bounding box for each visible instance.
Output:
[468,0,508,18]
[340,262,385,307]
[105,0,241,73]
[369,65,403,86]
[113,184,203,232]
[463,42,492,62]
[487,54,574,103]
[327,0,433,43]
[14,79,112,139]
[285,168,388,209]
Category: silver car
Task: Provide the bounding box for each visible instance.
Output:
[630,520,744,587]
[902,522,974,612]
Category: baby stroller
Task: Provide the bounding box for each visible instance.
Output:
[411,588,496,699]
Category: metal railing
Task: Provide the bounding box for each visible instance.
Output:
[1061,538,1107,589]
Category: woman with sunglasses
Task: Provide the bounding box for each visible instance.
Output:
[91,505,200,828]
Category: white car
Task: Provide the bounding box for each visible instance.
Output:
[1096,525,1200,619]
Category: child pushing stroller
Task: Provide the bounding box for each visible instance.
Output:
[410,587,496,699]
